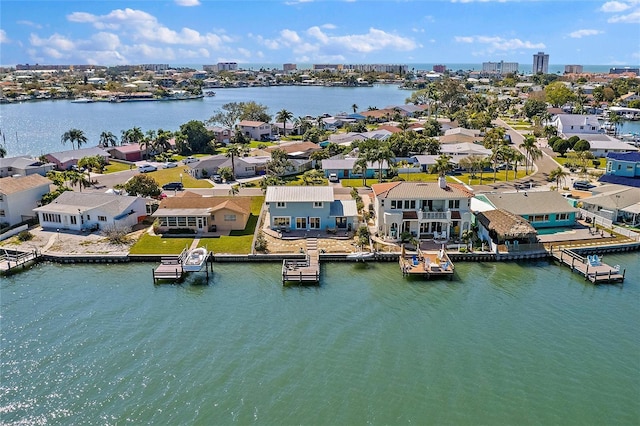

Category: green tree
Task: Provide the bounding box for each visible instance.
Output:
[545,82,575,107]
[429,154,453,177]
[0,145,6,158]
[552,139,571,157]
[124,174,161,198]
[266,148,292,176]
[351,103,359,113]
[206,102,244,128]
[179,120,213,154]
[519,134,542,175]
[61,128,88,150]
[240,101,271,123]
[224,143,247,180]
[523,99,547,120]
[218,166,233,182]
[573,140,591,153]
[483,127,508,182]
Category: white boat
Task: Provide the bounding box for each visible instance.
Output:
[183,247,209,272]
[346,252,375,261]
[71,97,94,103]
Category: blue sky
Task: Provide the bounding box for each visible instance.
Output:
[1,0,639,68]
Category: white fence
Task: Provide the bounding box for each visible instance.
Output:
[579,208,640,241]
[0,224,28,242]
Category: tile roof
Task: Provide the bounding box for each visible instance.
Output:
[0,174,51,195]
[265,186,335,203]
[154,195,251,215]
[371,181,474,199]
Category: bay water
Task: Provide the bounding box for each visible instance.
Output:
[1,253,639,425]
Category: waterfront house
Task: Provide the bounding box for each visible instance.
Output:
[321,156,390,179]
[0,174,52,226]
[0,156,55,178]
[265,186,358,233]
[579,185,640,226]
[151,192,251,233]
[371,179,474,241]
[34,191,148,232]
[107,143,146,162]
[206,126,233,146]
[601,152,640,187]
[45,147,110,171]
[550,114,601,136]
[237,120,272,141]
[569,134,638,158]
[480,191,578,229]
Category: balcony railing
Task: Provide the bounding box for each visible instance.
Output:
[418,210,450,221]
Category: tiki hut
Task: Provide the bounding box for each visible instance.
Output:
[476,209,538,244]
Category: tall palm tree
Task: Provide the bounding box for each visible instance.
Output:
[549,167,569,190]
[276,109,293,137]
[154,130,173,154]
[519,134,541,175]
[429,154,454,177]
[351,103,359,114]
[61,128,87,150]
[353,156,369,187]
[99,131,118,148]
[225,143,246,180]
[374,142,394,182]
[483,127,507,183]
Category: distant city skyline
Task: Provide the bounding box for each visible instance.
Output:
[1,1,639,68]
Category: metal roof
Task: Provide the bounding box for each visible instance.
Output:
[266,186,334,203]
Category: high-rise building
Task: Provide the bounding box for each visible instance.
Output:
[283,63,297,72]
[482,61,519,75]
[564,65,583,74]
[433,64,446,73]
[532,51,549,74]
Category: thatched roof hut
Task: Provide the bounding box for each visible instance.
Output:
[476,209,538,244]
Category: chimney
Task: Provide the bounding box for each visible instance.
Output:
[438,176,447,189]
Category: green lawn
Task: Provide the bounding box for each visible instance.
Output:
[104,161,133,173]
[145,168,213,188]
[129,235,193,255]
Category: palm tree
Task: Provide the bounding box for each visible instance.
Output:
[374,142,394,182]
[519,134,542,175]
[351,103,359,114]
[225,143,246,180]
[229,185,239,196]
[429,154,454,177]
[293,116,311,136]
[276,109,293,137]
[0,145,6,158]
[61,128,87,150]
[549,166,569,190]
[99,131,118,148]
[353,156,369,187]
[154,130,173,154]
[483,127,507,183]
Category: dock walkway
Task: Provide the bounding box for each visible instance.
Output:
[152,248,213,284]
[282,238,320,284]
[1,249,40,275]
[399,245,455,280]
[550,247,625,284]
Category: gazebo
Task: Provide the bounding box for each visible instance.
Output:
[476,209,538,245]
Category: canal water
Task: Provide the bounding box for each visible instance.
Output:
[2,254,639,424]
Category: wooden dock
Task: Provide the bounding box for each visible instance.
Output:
[399,245,455,280]
[282,239,320,284]
[153,248,213,284]
[550,247,625,284]
[1,249,40,275]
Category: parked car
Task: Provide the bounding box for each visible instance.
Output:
[162,182,184,191]
[328,173,339,182]
[573,180,594,190]
[183,156,198,164]
[212,174,222,183]
[138,164,157,173]
[163,162,177,169]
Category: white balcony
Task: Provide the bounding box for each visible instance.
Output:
[418,210,450,221]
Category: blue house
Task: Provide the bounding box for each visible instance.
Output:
[601,152,640,188]
[265,186,358,232]
[321,157,390,179]
[481,191,578,229]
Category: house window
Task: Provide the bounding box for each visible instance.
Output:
[43,213,62,223]
[187,217,197,226]
[557,213,569,221]
[0,194,3,201]
[0,209,4,217]
[313,202,323,208]
[86,215,91,221]
[276,202,286,208]
[177,217,187,227]
[531,214,549,223]
[309,217,320,229]
[391,200,397,209]
[224,214,236,221]
[98,216,107,222]
[273,217,290,227]
[448,200,460,208]
[159,217,168,226]
[403,200,415,209]
[296,217,307,229]
[70,216,77,225]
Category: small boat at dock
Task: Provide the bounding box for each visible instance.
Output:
[183,247,209,272]
[346,252,375,261]
[70,97,94,103]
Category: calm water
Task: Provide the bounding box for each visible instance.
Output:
[0,85,410,158]
[2,254,639,425]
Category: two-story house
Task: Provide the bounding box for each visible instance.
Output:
[0,174,52,226]
[371,179,474,241]
[206,126,233,146]
[237,120,272,141]
[265,186,358,233]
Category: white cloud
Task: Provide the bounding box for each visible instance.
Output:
[29,33,76,51]
[17,20,43,29]
[175,0,201,6]
[0,30,9,44]
[600,1,631,12]
[607,10,640,22]
[454,35,544,51]
[569,29,604,38]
